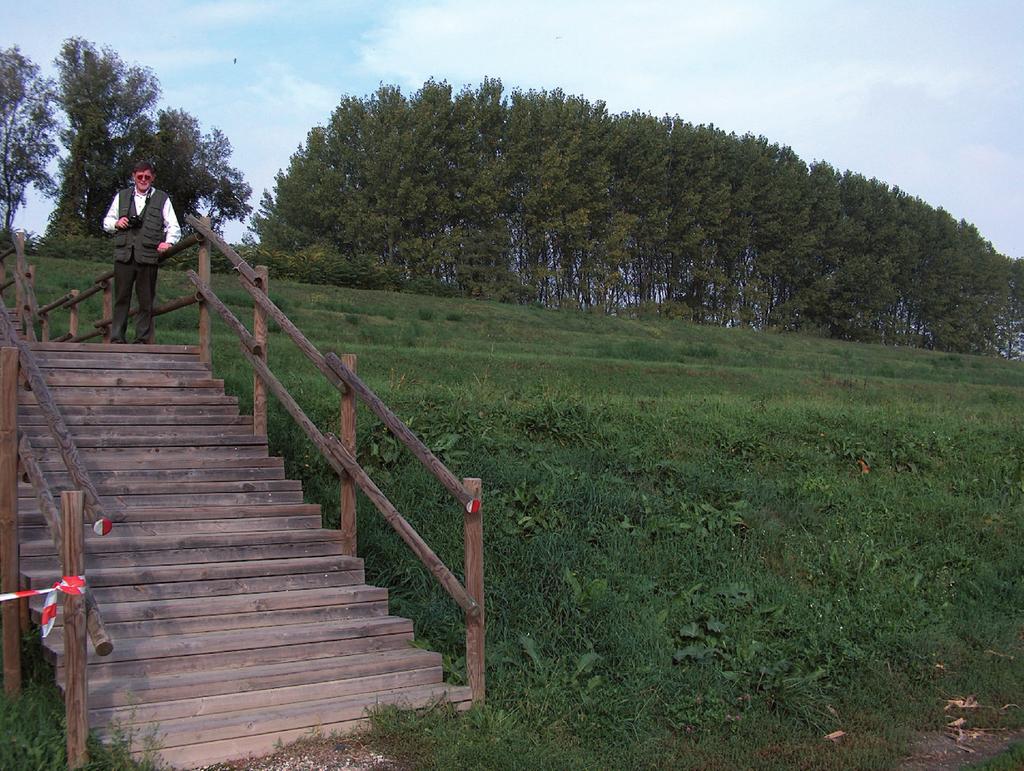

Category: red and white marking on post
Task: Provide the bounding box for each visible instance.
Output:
[465,498,481,514]
[93,517,113,536]
[0,575,86,638]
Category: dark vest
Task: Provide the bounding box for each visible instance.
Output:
[113,188,169,265]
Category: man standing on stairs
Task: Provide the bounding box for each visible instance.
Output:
[102,160,181,344]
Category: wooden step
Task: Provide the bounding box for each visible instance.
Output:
[20,525,334,557]
[20,515,320,543]
[27,341,200,355]
[21,536,347,570]
[18,503,317,529]
[19,478,300,501]
[23,431,268,448]
[36,586,386,625]
[19,404,243,420]
[87,648,443,714]
[19,488,302,512]
[41,372,223,388]
[34,455,283,473]
[23,553,357,590]
[91,667,446,733]
[120,684,471,768]
[48,615,415,668]
[46,597,390,641]
[19,391,239,406]
[12,334,472,766]
[76,569,366,604]
[21,464,285,486]
[20,423,255,437]
[32,355,210,371]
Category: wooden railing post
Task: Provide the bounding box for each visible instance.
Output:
[101,279,112,344]
[340,353,357,556]
[463,477,484,704]
[253,265,269,436]
[68,290,79,338]
[197,218,212,367]
[61,490,88,769]
[1,347,20,696]
[13,233,23,327]
[30,267,48,342]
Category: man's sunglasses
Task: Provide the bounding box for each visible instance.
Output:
[135,173,153,181]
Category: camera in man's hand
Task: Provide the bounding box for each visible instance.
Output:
[125,214,144,229]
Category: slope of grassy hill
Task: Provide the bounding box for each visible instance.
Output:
[3,255,1023,769]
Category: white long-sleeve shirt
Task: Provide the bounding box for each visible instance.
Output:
[102,187,182,244]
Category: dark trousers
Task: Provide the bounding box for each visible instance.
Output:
[111,258,159,343]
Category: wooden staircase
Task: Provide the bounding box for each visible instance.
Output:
[16,341,470,768]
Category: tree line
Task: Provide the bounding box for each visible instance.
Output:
[254,79,1021,356]
[0,39,251,241]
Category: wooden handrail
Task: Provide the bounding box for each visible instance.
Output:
[0,297,116,527]
[70,292,198,342]
[188,216,262,286]
[324,353,480,513]
[26,232,201,341]
[11,234,38,342]
[38,291,74,316]
[187,272,480,616]
[63,278,108,309]
[186,215,480,513]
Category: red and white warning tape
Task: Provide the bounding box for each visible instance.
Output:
[0,575,86,638]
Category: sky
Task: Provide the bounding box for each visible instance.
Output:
[4,0,1023,257]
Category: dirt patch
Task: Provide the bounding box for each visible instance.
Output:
[899,728,1024,770]
[199,736,406,771]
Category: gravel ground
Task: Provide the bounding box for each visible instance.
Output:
[197,736,405,771]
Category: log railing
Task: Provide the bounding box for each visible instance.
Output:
[186,214,486,703]
[3,230,202,344]
[3,221,486,704]
[0,322,115,659]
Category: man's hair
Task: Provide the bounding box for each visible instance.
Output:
[132,160,155,175]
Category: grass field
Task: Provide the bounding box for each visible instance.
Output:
[2,253,1023,769]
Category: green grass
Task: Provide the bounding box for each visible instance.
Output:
[3,254,1023,769]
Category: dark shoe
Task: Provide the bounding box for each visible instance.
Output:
[131,339,149,345]
[110,338,126,344]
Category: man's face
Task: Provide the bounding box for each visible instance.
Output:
[134,169,154,194]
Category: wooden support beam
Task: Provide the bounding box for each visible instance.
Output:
[61,490,88,769]
[1,347,20,696]
[197,220,212,367]
[463,477,485,704]
[68,290,79,338]
[102,277,112,344]
[253,266,269,436]
[340,353,357,557]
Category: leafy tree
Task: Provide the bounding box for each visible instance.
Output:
[0,47,58,233]
[49,38,160,236]
[142,108,252,229]
[253,76,1015,355]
